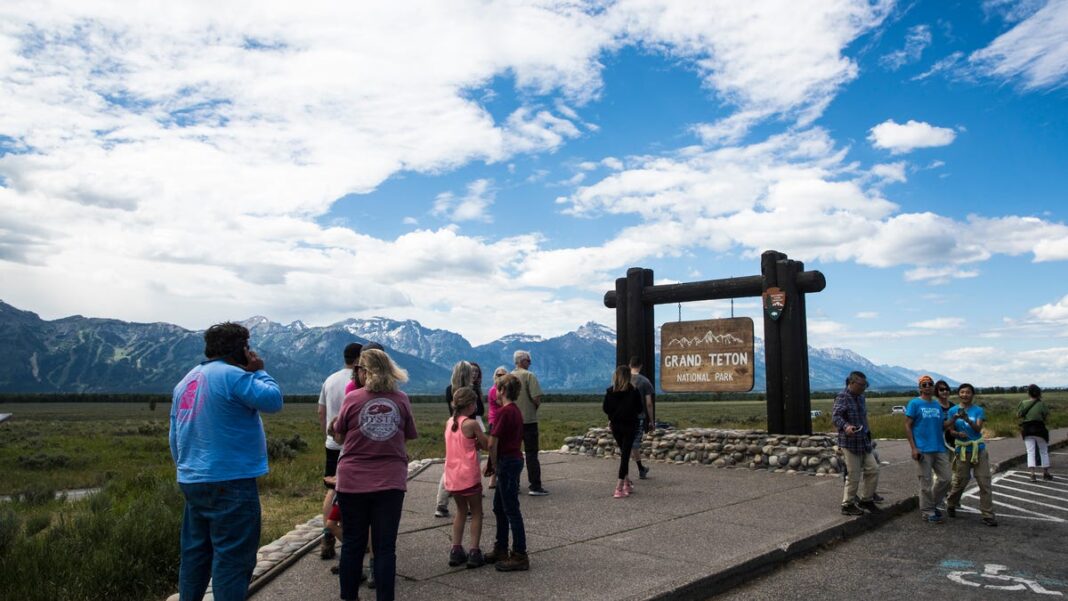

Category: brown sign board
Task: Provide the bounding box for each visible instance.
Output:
[660,317,755,392]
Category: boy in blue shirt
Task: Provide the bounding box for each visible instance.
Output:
[904,375,952,524]
[945,383,997,526]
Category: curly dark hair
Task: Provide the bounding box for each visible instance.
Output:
[203,322,250,359]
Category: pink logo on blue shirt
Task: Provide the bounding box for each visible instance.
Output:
[175,373,206,423]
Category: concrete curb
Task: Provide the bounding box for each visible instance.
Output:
[650,436,1067,601]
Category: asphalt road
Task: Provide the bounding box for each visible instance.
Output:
[712,449,1068,601]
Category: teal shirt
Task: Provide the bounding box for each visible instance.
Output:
[952,404,985,451]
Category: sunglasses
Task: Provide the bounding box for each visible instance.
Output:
[936,387,949,393]
[920,382,933,388]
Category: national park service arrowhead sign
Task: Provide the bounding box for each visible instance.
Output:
[660,317,754,392]
[763,287,786,321]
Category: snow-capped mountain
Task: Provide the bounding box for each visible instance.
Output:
[0,300,958,393]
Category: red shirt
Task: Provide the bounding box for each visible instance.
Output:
[334,388,418,493]
[491,402,524,460]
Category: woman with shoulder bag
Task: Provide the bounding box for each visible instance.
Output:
[1018,384,1052,482]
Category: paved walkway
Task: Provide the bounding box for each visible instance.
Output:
[250,429,1067,601]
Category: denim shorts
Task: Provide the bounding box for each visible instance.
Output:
[632,415,646,449]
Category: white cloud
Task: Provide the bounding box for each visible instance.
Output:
[970,0,1068,90]
[880,24,932,70]
[433,179,496,223]
[1030,294,1068,322]
[935,345,1068,387]
[904,266,980,283]
[908,317,965,330]
[868,119,957,154]
[871,161,907,183]
[855,311,878,319]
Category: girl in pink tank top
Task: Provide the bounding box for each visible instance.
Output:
[444,387,490,568]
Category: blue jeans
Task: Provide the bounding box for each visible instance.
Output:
[493,456,526,553]
[337,489,405,601]
[178,478,261,601]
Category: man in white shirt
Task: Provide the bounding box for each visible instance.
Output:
[317,342,361,559]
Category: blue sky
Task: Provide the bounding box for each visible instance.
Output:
[1,0,1067,385]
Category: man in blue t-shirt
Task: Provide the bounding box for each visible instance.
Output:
[945,383,997,526]
[170,322,284,601]
[905,375,952,524]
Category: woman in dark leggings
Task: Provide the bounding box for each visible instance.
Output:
[603,365,644,498]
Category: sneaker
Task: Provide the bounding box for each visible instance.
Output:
[946,507,957,518]
[320,532,336,560]
[528,487,549,496]
[483,546,507,564]
[495,550,530,572]
[434,505,451,518]
[857,500,881,513]
[925,513,946,524]
[448,546,467,567]
[613,486,625,499]
[1044,473,1054,481]
[841,503,864,516]
[871,493,885,503]
[622,479,634,496]
[638,465,650,479]
[982,517,998,527]
[466,548,485,569]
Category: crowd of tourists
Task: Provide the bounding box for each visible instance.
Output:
[167,321,1056,601]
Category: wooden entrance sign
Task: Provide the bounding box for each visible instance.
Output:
[661,318,754,392]
[604,250,826,435]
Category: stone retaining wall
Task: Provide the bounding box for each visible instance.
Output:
[562,427,843,475]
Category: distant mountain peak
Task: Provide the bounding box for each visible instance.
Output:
[497,333,545,344]
[574,322,616,343]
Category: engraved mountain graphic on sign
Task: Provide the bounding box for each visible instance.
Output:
[666,331,746,348]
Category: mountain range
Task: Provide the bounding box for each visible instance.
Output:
[0,300,956,394]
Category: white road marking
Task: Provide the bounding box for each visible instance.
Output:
[959,470,1068,523]
[947,564,1063,595]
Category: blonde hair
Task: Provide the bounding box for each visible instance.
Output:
[450,387,477,431]
[450,361,474,392]
[612,365,633,392]
[497,374,521,402]
[358,349,408,393]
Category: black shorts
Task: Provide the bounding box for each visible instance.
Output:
[324,448,340,488]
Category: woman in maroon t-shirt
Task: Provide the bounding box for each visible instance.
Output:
[330,349,418,601]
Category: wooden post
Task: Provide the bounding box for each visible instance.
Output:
[614,277,628,368]
[777,259,811,435]
[625,268,644,370]
[762,251,785,434]
[641,268,655,384]
[796,259,813,435]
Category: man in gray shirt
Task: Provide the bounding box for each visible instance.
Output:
[629,357,655,479]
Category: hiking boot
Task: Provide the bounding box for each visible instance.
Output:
[946,507,957,518]
[638,465,650,479]
[982,517,998,527]
[483,546,507,564]
[434,505,451,518]
[841,503,864,516]
[448,546,467,567]
[320,532,336,560]
[466,548,485,569]
[857,500,881,513]
[495,550,530,572]
[528,487,549,496]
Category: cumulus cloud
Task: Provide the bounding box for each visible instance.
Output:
[880,24,932,70]
[871,161,907,183]
[868,119,957,154]
[1030,294,1068,322]
[433,179,496,223]
[936,345,1068,387]
[970,0,1068,90]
